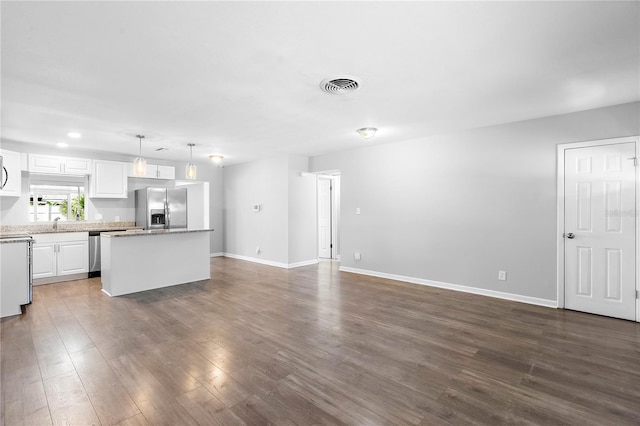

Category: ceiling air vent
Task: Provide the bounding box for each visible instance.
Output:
[320,76,361,94]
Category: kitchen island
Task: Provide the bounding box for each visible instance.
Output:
[100,228,213,296]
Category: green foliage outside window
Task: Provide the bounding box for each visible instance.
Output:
[60,194,85,220]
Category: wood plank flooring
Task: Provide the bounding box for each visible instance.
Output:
[1,257,639,425]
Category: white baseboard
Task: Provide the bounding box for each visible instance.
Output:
[222,253,318,269]
[101,288,112,297]
[210,252,224,258]
[223,253,288,269]
[288,259,319,269]
[339,266,558,308]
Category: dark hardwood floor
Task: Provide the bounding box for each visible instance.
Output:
[1,257,639,425]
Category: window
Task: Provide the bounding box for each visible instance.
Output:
[29,183,85,222]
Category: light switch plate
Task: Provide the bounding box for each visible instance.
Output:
[356,208,361,215]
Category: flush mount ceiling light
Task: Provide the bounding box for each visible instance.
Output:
[320,76,361,94]
[67,131,82,139]
[133,134,147,176]
[186,143,197,180]
[209,155,224,167]
[356,127,377,140]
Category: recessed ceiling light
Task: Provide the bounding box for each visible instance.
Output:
[56,142,69,148]
[67,132,82,139]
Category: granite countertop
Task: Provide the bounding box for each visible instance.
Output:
[0,221,142,236]
[0,235,33,244]
[102,228,214,238]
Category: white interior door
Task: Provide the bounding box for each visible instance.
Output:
[318,177,332,259]
[564,142,637,320]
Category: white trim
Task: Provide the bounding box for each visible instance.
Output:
[288,259,319,269]
[101,288,112,297]
[340,266,558,308]
[556,135,639,322]
[34,272,88,285]
[210,252,224,258]
[223,253,289,268]
[222,253,319,269]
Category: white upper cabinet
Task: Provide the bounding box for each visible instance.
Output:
[0,149,22,197]
[127,163,176,180]
[156,165,176,180]
[90,160,128,198]
[29,154,92,175]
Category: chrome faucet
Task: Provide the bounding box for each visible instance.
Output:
[53,217,60,230]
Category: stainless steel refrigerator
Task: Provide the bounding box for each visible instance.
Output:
[135,188,188,230]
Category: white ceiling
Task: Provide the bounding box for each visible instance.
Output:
[2,1,639,166]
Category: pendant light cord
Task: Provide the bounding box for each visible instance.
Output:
[137,135,145,157]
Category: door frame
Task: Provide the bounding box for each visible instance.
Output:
[315,171,341,260]
[556,135,639,322]
[317,176,333,259]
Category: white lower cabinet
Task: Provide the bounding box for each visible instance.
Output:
[33,242,57,279]
[32,232,88,283]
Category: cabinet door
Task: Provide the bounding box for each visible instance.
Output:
[32,242,57,279]
[29,155,63,174]
[0,149,22,197]
[156,165,175,180]
[127,163,158,178]
[57,240,89,275]
[90,160,128,198]
[63,158,92,175]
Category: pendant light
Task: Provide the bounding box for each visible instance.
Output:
[186,143,197,179]
[133,134,147,176]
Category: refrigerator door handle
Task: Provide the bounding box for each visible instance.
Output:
[165,200,170,229]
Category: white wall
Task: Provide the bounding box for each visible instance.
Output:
[222,154,317,266]
[223,155,289,264]
[287,156,316,265]
[310,102,640,302]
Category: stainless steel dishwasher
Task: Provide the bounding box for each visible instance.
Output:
[89,231,101,277]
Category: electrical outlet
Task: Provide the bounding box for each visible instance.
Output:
[256,246,260,254]
[498,271,507,281]
[356,208,361,215]
[354,252,361,260]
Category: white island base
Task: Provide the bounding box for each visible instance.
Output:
[101,229,212,297]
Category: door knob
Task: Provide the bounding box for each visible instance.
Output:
[565,233,575,239]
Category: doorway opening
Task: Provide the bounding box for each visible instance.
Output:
[317,171,340,260]
[556,136,639,322]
